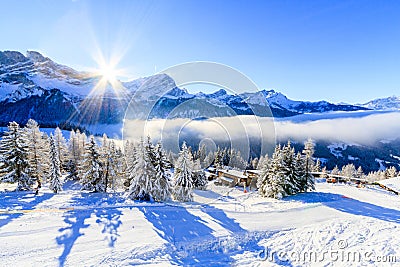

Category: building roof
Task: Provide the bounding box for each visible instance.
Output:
[220,176,234,183]
[246,169,262,175]
[219,169,247,179]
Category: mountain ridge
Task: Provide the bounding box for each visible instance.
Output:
[0,50,398,131]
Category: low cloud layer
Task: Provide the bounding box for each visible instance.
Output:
[123,111,400,151]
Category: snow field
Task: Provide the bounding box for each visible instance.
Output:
[0,182,399,266]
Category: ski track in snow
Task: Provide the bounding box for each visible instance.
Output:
[0,182,399,266]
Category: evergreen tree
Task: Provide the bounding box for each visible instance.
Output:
[144,135,157,166]
[126,139,155,200]
[331,165,340,175]
[229,149,247,170]
[196,143,207,168]
[124,141,138,189]
[258,145,286,199]
[152,142,171,201]
[204,152,214,168]
[386,166,397,178]
[214,147,223,169]
[222,148,230,166]
[356,166,364,179]
[49,135,63,193]
[167,151,176,168]
[251,157,259,170]
[321,166,328,178]
[257,155,268,170]
[54,127,68,171]
[79,136,105,192]
[67,130,81,179]
[114,146,127,190]
[256,154,270,193]
[24,119,47,188]
[303,138,314,168]
[281,142,297,195]
[39,132,51,183]
[313,159,322,172]
[0,122,31,190]
[172,142,194,202]
[294,152,306,191]
[102,139,120,192]
[302,139,315,191]
[342,163,356,181]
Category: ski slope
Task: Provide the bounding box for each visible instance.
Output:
[0,181,399,266]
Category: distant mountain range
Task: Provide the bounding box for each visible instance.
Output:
[0,50,399,131]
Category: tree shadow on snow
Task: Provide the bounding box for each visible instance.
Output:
[287,192,400,224]
[0,192,54,229]
[56,193,124,266]
[94,207,122,247]
[138,204,264,266]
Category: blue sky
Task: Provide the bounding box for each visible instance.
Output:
[0,0,399,103]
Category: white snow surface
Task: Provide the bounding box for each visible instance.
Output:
[0,181,399,266]
[378,177,400,194]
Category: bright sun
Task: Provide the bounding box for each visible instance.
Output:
[99,64,118,84]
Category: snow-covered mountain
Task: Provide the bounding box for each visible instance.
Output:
[360,96,400,110]
[0,50,379,130]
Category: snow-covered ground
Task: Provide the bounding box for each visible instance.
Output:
[0,181,399,266]
[378,177,400,194]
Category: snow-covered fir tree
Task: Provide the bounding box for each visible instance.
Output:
[258,145,287,199]
[123,140,137,189]
[214,147,223,169]
[0,122,31,190]
[167,151,176,168]
[101,138,121,192]
[203,152,215,168]
[257,155,269,171]
[54,127,68,171]
[303,138,314,172]
[192,157,207,190]
[192,170,207,190]
[302,138,315,191]
[256,154,270,190]
[67,130,82,179]
[229,149,247,170]
[331,165,340,175]
[281,141,298,195]
[114,146,127,189]
[194,143,207,168]
[313,159,322,172]
[321,166,328,178]
[49,135,63,193]
[356,166,364,179]
[24,119,48,187]
[342,163,356,180]
[386,166,397,178]
[79,136,105,192]
[152,142,171,201]
[172,142,194,202]
[126,138,155,200]
[257,140,316,198]
[251,157,259,169]
[39,132,51,183]
[294,152,306,191]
